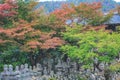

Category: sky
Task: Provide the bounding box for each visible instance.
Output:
[38,0,120,2]
[115,0,120,2]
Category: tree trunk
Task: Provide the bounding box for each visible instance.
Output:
[30,54,35,66]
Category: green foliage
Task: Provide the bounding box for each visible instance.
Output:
[0,0,4,3]
[109,62,120,72]
[0,45,28,71]
[77,77,87,80]
[34,14,57,32]
[116,26,120,33]
[88,12,113,26]
[60,25,120,68]
[16,0,38,22]
[48,77,57,80]
[17,0,29,20]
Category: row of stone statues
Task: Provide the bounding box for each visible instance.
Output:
[0,58,120,80]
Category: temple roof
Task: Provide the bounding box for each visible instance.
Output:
[105,12,120,25]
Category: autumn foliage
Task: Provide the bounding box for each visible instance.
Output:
[52,2,112,26]
[0,0,17,17]
[0,20,64,52]
[52,2,101,22]
[51,4,75,22]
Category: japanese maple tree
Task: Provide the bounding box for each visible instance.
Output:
[0,0,66,67]
[0,18,64,65]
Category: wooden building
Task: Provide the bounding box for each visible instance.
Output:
[105,12,120,31]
